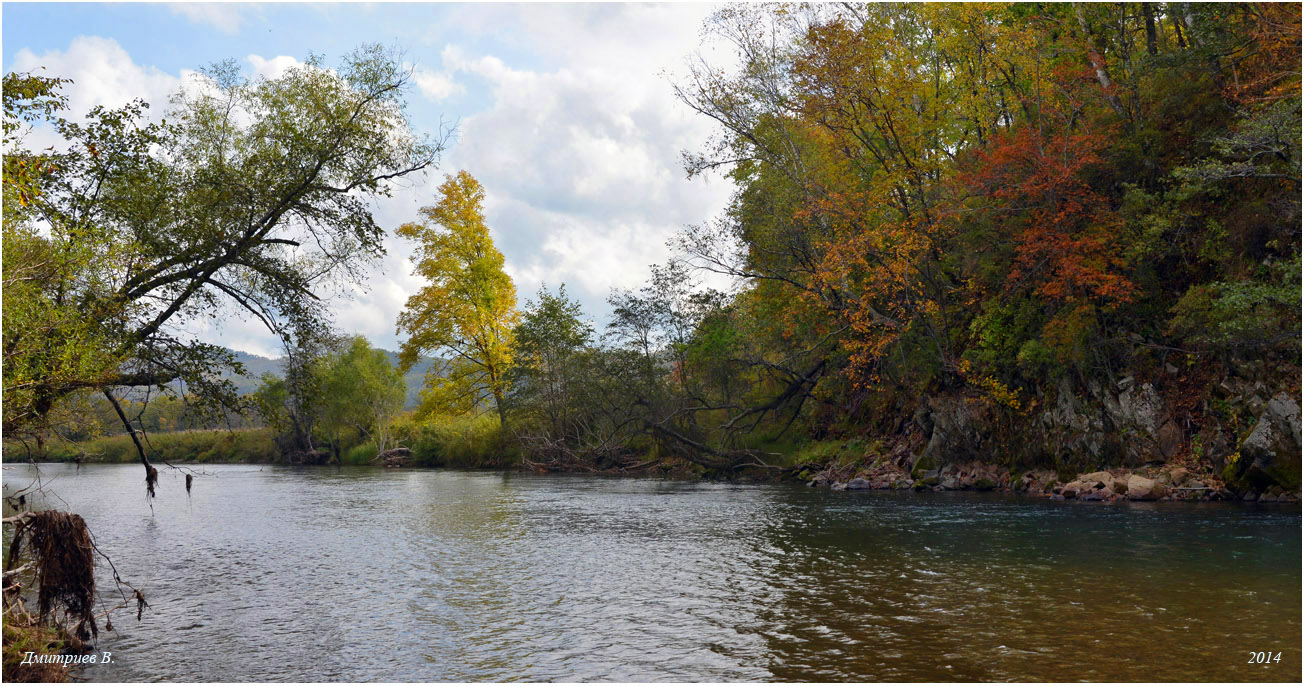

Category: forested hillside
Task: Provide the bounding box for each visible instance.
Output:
[492,3,1301,497]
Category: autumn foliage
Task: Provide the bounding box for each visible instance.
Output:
[965,124,1135,307]
[672,1,1300,444]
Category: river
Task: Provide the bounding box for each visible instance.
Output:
[4,463,1300,681]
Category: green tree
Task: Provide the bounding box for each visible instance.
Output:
[396,171,519,426]
[2,46,442,490]
[319,336,407,457]
[508,285,593,446]
[251,329,338,460]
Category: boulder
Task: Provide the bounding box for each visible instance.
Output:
[1157,419,1183,459]
[847,478,870,490]
[1080,470,1115,486]
[1230,393,1302,493]
[1127,474,1167,501]
[918,397,989,464]
[1098,381,1167,464]
[1063,475,1112,499]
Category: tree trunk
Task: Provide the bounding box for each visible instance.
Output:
[104,390,157,497]
[494,390,508,431]
[1142,3,1158,56]
[1180,3,1201,48]
[1074,3,1129,119]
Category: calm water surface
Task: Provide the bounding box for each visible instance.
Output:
[5,463,1300,681]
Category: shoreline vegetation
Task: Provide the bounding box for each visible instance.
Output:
[17,408,1300,504]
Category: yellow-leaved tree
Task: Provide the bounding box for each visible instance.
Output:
[396,171,519,426]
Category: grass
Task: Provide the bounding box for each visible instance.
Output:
[773,436,878,470]
[10,412,522,468]
[16,428,281,464]
[5,412,521,471]
[2,621,72,683]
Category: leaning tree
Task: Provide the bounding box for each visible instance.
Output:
[2,45,446,494]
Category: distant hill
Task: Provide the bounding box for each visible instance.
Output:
[226,350,285,395]
[225,348,437,410]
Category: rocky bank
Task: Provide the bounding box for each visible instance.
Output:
[802,378,1302,504]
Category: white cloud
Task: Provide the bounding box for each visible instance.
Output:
[413,67,464,102]
[429,5,734,318]
[11,36,183,121]
[247,54,301,81]
[169,3,244,35]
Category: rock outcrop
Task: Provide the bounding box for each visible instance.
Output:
[1228,393,1302,494]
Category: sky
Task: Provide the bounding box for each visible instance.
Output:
[2,2,736,358]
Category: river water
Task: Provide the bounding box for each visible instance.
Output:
[5,463,1300,681]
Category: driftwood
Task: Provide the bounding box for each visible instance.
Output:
[374,447,412,468]
[646,423,781,471]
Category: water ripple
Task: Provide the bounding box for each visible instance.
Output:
[4,464,1299,682]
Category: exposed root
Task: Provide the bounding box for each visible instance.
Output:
[4,512,98,642]
[3,510,147,654]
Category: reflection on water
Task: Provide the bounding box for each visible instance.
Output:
[5,463,1300,682]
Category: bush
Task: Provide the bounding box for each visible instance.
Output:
[342,441,378,466]
[395,413,515,468]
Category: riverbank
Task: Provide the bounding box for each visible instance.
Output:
[2,620,74,682]
[15,385,1302,506]
[14,414,514,470]
[28,428,282,465]
[16,429,1303,506]
[781,382,1303,505]
[803,456,1301,504]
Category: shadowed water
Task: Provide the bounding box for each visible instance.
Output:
[5,463,1300,682]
